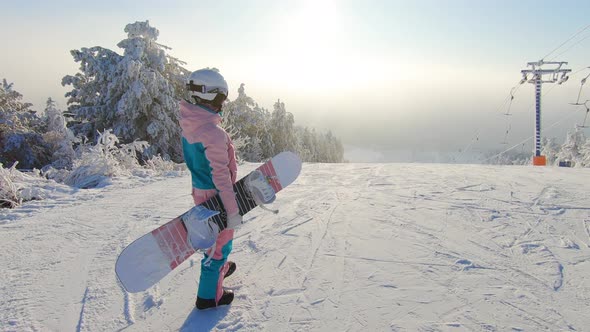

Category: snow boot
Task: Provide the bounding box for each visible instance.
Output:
[196,289,234,310]
[224,261,236,279]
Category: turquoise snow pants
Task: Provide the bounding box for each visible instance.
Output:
[197,229,234,302]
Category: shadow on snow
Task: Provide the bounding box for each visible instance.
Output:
[180,306,230,332]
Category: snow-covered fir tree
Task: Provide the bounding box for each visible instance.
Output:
[61,47,121,140]
[485,149,530,165]
[270,99,297,155]
[222,85,344,163]
[0,80,50,169]
[579,137,590,167]
[0,79,35,131]
[557,127,587,167]
[63,21,189,161]
[295,126,316,162]
[223,84,273,161]
[321,130,344,163]
[541,137,561,166]
[42,98,76,169]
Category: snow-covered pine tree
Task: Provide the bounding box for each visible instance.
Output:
[63,21,189,161]
[42,98,77,169]
[223,83,254,159]
[314,130,338,163]
[294,126,314,162]
[223,83,273,161]
[305,127,320,162]
[541,137,561,166]
[580,137,590,167]
[0,79,35,131]
[61,46,121,140]
[113,21,187,160]
[325,130,344,163]
[486,150,529,165]
[163,54,191,100]
[0,80,50,169]
[557,127,587,167]
[254,102,275,160]
[200,81,345,163]
[270,99,296,156]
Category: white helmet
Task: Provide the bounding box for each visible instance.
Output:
[186,69,228,110]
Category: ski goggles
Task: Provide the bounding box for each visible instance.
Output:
[187,82,228,97]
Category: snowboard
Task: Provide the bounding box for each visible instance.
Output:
[116,151,302,293]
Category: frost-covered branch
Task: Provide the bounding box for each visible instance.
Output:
[0,163,22,208]
[61,129,181,188]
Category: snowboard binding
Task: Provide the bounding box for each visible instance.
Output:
[182,205,220,250]
[246,170,278,214]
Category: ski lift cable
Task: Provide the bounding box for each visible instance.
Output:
[479,80,534,154]
[542,22,590,61]
[580,102,590,128]
[570,100,590,127]
[583,105,590,128]
[461,130,480,155]
[548,30,590,62]
[468,24,589,162]
[501,123,511,145]
[522,84,558,117]
[483,25,590,161]
[494,86,516,114]
[494,82,524,114]
[502,97,515,143]
[473,78,571,161]
[482,108,581,163]
[519,65,589,116]
[504,86,519,115]
[496,60,568,116]
[483,135,533,163]
[575,81,586,105]
[570,66,590,77]
[464,81,523,155]
[490,91,582,162]
[572,70,590,104]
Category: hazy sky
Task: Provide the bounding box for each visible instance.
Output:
[2,0,590,161]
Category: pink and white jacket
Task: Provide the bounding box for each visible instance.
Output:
[179,99,239,216]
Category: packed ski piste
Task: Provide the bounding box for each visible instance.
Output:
[2,160,590,330]
[1,70,589,331]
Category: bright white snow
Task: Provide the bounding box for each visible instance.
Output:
[1,163,589,331]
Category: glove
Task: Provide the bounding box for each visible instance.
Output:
[226,213,243,229]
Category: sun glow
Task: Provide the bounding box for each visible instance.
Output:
[252,1,381,93]
[223,0,426,109]
[238,0,422,104]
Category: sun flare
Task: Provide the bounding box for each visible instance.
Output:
[259,1,354,89]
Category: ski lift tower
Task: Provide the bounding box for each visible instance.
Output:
[520,60,571,166]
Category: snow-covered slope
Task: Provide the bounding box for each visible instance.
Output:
[1,163,589,331]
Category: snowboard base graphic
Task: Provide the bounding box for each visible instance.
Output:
[116,151,302,293]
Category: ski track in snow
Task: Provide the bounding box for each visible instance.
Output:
[1,163,590,331]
